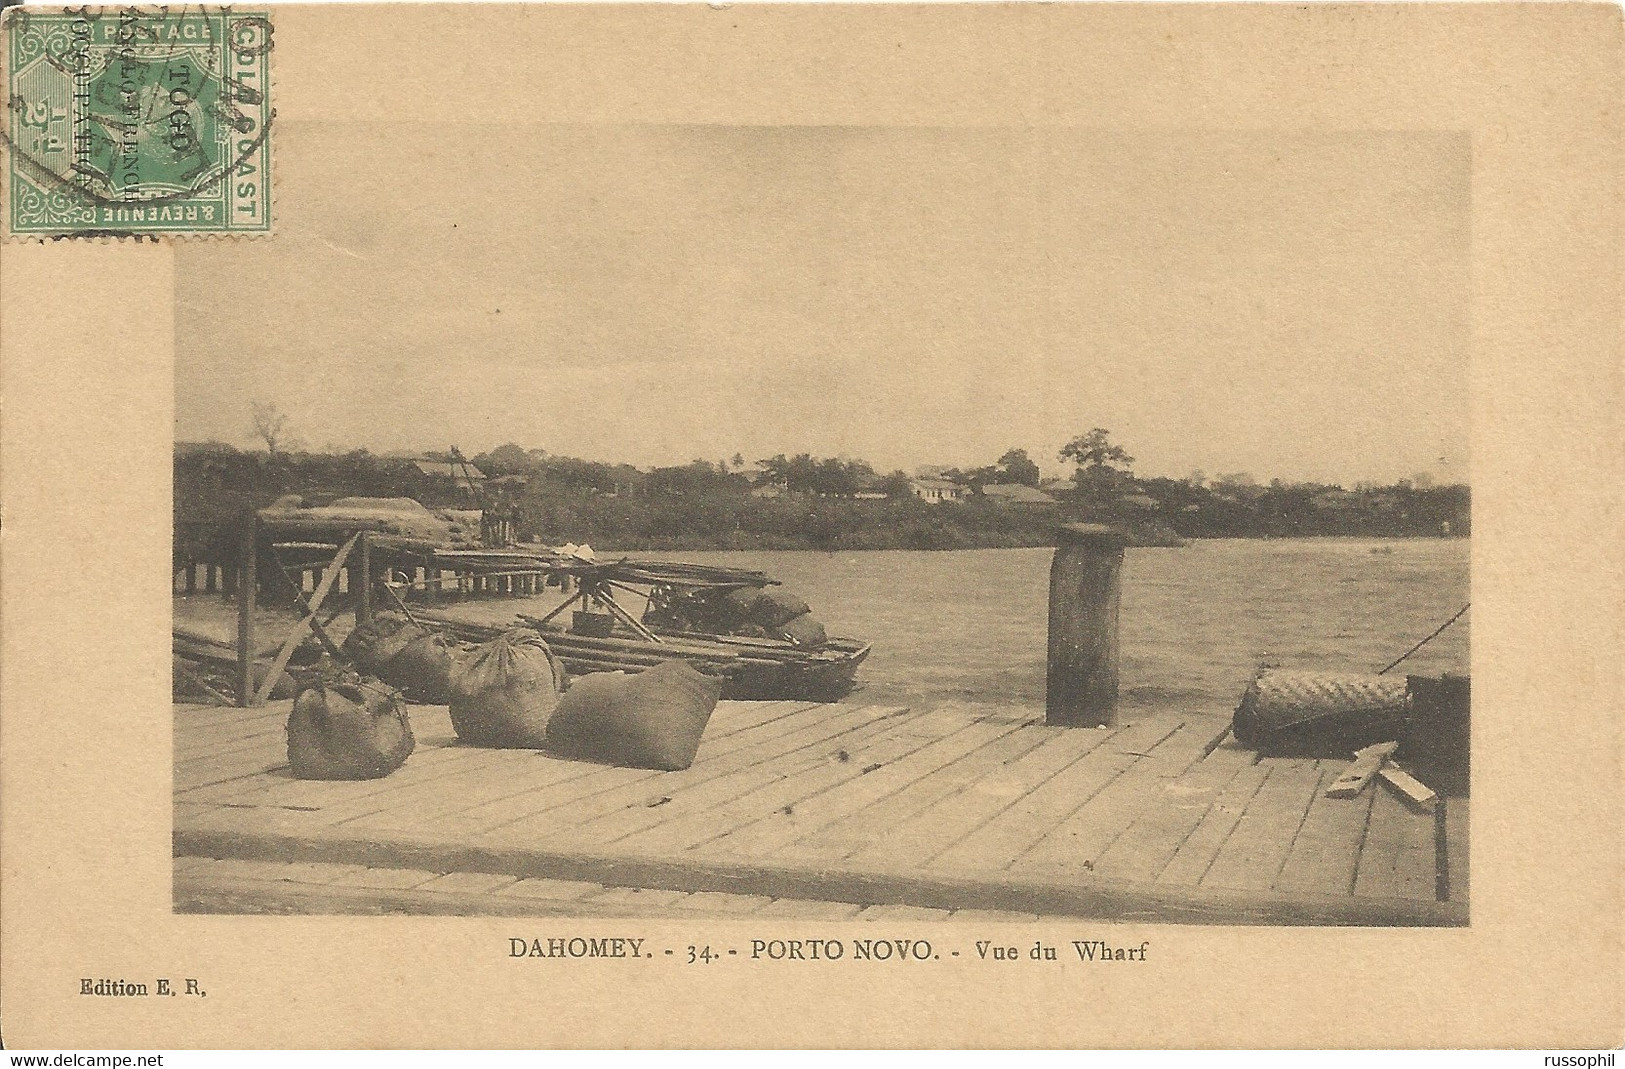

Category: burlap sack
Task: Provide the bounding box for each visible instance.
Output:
[341,612,425,674]
[775,612,827,647]
[388,632,460,704]
[545,659,722,771]
[723,586,811,630]
[447,631,565,747]
[286,677,415,780]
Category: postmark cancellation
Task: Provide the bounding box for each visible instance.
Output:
[2,5,272,238]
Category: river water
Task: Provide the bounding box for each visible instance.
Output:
[211,536,1462,715]
[619,538,1470,714]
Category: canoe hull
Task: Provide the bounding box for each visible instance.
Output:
[713,640,871,703]
[544,630,871,704]
[418,613,871,705]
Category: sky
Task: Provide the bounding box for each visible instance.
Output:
[176,124,1470,485]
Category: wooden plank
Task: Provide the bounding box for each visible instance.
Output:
[236,517,256,706]
[175,705,301,751]
[762,720,1111,869]
[174,749,290,793]
[1012,719,1235,876]
[174,717,290,760]
[406,701,867,838]
[1325,741,1399,798]
[176,732,289,773]
[175,823,1468,926]
[861,723,1139,872]
[1199,757,1323,892]
[175,702,292,732]
[255,533,359,704]
[1379,765,1439,813]
[175,737,287,774]
[630,705,985,854]
[754,898,864,919]
[1443,797,1469,904]
[1274,763,1380,896]
[1353,785,1438,901]
[644,706,1018,857]
[773,717,1042,865]
[929,716,1185,873]
[357,531,373,625]
[178,735,493,807]
[175,705,458,802]
[1092,742,1257,883]
[175,706,290,742]
[340,753,657,835]
[340,701,820,833]
[480,706,923,851]
[1030,727,1234,878]
[1143,717,1233,777]
[182,750,555,838]
[1156,760,1272,887]
[727,711,1053,863]
[179,702,804,812]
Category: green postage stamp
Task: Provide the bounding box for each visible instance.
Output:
[2,6,272,237]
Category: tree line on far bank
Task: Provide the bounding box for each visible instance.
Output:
[175,429,1470,552]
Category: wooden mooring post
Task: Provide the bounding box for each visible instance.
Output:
[1046,523,1126,727]
[235,515,258,707]
[356,530,373,626]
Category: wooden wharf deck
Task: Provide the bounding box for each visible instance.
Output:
[174,699,1467,925]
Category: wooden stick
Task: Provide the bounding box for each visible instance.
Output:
[1380,765,1439,813]
[269,556,345,659]
[596,588,664,643]
[1325,741,1400,798]
[530,590,586,627]
[254,533,359,704]
[520,627,742,661]
[356,530,373,627]
[379,577,424,629]
[236,517,257,706]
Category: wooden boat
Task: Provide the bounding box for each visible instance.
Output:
[413,558,870,703]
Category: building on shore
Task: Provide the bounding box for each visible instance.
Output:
[980,483,1058,507]
[910,477,966,504]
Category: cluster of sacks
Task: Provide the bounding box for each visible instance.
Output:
[286,614,722,781]
[649,585,827,647]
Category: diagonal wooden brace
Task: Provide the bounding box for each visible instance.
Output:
[255,532,360,704]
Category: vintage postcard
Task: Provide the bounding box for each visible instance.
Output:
[0,1,1619,1051]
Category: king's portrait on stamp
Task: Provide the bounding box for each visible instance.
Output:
[2,5,272,237]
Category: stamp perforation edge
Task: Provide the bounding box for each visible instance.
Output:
[1,4,274,241]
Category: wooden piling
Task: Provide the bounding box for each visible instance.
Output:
[1046,523,1126,727]
[357,531,373,626]
[205,564,218,593]
[236,517,258,707]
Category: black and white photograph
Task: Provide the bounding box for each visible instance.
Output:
[170,124,1470,925]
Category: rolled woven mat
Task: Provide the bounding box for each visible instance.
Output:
[1233,668,1412,757]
